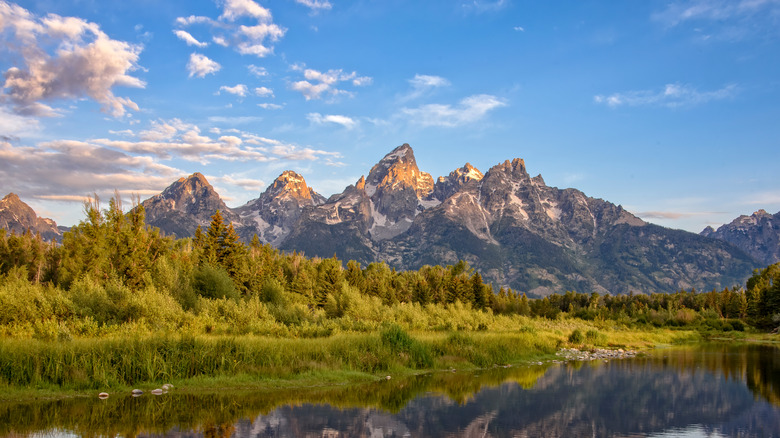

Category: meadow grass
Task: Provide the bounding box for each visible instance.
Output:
[0,315,699,401]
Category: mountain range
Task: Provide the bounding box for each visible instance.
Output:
[3,144,776,297]
[140,144,761,296]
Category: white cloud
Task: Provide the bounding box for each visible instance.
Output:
[289,65,371,100]
[352,76,373,86]
[176,15,214,26]
[0,107,41,139]
[594,83,738,108]
[173,29,208,47]
[220,0,272,21]
[0,117,345,223]
[175,0,285,59]
[139,119,191,141]
[219,84,249,97]
[258,103,283,109]
[404,74,451,101]
[295,0,333,12]
[0,138,181,209]
[307,113,358,129]
[0,2,144,117]
[187,53,221,78]
[402,94,506,127]
[254,86,274,97]
[514,26,525,31]
[290,81,332,100]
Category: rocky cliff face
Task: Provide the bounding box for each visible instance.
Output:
[234,170,325,245]
[138,144,758,296]
[141,172,238,239]
[702,210,780,266]
[0,193,62,241]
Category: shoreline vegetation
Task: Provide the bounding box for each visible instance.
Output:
[1,196,779,401]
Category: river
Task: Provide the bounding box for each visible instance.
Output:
[1,343,778,437]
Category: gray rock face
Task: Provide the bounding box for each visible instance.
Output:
[0,193,61,241]
[701,210,780,266]
[234,170,325,245]
[433,163,483,202]
[141,172,238,239]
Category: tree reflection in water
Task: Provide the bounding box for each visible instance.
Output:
[0,344,778,437]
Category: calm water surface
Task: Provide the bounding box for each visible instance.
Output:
[1,343,778,437]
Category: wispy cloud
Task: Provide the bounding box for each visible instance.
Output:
[173,29,208,47]
[652,0,780,41]
[594,83,738,108]
[0,138,181,207]
[0,2,144,117]
[258,103,283,109]
[402,94,506,127]
[653,0,780,26]
[295,0,333,12]
[637,210,722,220]
[461,0,509,13]
[402,74,451,101]
[248,65,269,77]
[289,64,371,100]
[307,113,358,129]
[210,174,266,192]
[745,191,780,205]
[187,53,221,78]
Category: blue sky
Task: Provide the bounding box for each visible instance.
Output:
[1,0,779,232]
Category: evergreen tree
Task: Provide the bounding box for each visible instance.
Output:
[315,257,343,307]
[471,272,488,310]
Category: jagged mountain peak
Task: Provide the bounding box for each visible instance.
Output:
[355,175,366,191]
[162,172,216,198]
[0,192,61,241]
[141,172,236,239]
[451,163,484,183]
[264,170,323,203]
[434,163,484,201]
[489,158,529,180]
[2,193,22,203]
[365,143,434,198]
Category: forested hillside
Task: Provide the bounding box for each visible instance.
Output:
[1,196,779,339]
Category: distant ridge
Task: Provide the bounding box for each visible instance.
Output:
[702,210,780,266]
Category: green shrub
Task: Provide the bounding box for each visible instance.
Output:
[381,324,415,352]
[568,329,585,344]
[192,264,237,301]
[260,278,287,306]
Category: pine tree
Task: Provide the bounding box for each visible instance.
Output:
[471,272,488,309]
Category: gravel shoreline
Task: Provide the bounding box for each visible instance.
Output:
[554,348,639,362]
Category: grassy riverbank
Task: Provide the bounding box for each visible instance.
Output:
[0,317,702,402]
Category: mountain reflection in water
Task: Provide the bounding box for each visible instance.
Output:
[1,344,778,437]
